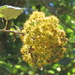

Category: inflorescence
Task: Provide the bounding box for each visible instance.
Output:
[20,11,68,67]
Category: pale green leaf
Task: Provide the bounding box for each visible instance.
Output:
[0,5,24,20]
[0,13,3,17]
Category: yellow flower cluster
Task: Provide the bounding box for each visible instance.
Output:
[20,11,68,67]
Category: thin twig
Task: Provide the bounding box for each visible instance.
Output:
[0,29,24,35]
[29,0,57,4]
[4,53,21,60]
[41,0,75,32]
[59,6,73,15]
[67,13,75,19]
[65,63,75,72]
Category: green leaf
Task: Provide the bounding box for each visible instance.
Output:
[0,60,12,73]
[0,5,24,20]
[12,67,18,74]
[59,71,67,75]
[48,70,55,74]
[15,65,21,69]
[59,58,72,65]
[0,13,3,17]
[66,28,73,33]
[0,5,7,12]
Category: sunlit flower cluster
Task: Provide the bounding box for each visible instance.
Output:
[20,11,68,67]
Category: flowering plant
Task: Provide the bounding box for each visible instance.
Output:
[20,11,68,67]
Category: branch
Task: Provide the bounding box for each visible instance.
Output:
[41,0,75,32]
[0,29,24,35]
[65,63,75,72]
[59,6,73,15]
[58,17,75,32]
[29,0,57,4]
[4,53,21,60]
[67,13,75,19]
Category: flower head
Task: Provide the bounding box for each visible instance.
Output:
[20,11,68,67]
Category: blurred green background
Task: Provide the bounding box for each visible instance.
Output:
[0,0,75,75]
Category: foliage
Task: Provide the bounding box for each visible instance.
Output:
[0,0,75,75]
[0,5,23,20]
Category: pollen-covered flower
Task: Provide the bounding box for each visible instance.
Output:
[20,11,68,68]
